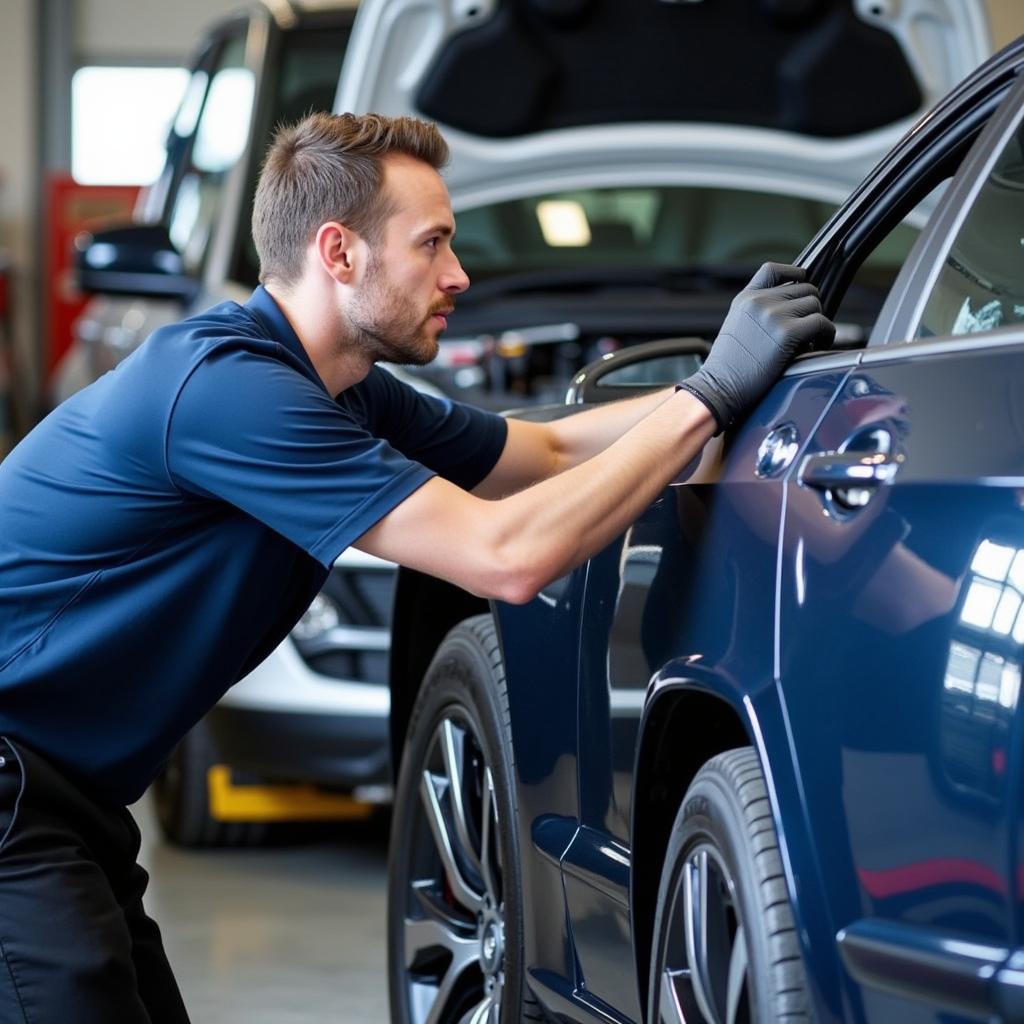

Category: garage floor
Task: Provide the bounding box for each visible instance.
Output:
[133,796,391,1022]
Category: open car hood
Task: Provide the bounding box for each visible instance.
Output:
[336,0,991,209]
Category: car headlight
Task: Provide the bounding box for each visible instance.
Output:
[291,592,340,642]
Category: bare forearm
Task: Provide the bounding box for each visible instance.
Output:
[488,389,712,598]
[472,387,676,498]
[544,386,675,472]
[356,390,713,604]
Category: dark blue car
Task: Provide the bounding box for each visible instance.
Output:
[383,37,1024,1024]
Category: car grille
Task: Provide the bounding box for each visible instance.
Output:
[289,551,397,685]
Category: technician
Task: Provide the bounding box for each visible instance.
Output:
[0,112,833,1022]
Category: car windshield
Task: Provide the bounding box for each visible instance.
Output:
[453,184,919,287]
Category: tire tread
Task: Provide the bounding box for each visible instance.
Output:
[389,615,544,1023]
[707,748,813,1023]
[649,747,814,1023]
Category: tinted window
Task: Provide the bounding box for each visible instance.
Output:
[454,186,837,277]
[826,184,947,344]
[916,117,1024,340]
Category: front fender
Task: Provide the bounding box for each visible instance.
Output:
[631,667,850,1024]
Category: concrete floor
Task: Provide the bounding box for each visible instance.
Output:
[133,796,391,1023]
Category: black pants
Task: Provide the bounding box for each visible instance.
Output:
[0,737,190,1023]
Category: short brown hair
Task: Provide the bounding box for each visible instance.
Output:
[252,112,449,286]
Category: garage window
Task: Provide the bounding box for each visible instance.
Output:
[71,66,189,185]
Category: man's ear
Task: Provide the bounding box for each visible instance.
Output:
[314,221,365,285]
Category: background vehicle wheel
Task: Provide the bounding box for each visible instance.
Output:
[388,614,542,1023]
[151,717,268,848]
[649,747,814,1024]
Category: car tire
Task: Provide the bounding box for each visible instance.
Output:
[151,718,268,848]
[648,747,814,1024]
[387,614,542,1023]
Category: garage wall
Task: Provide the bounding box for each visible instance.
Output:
[986,0,1023,48]
[76,0,250,61]
[0,0,39,444]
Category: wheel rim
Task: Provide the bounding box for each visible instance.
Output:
[658,843,751,1024]
[400,714,504,1024]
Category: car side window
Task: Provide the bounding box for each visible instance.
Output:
[829,214,927,344]
[915,117,1024,339]
[167,30,254,274]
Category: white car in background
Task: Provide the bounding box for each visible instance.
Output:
[74,0,991,845]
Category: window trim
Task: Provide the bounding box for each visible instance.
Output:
[793,42,1024,346]
[861,323,1024,366]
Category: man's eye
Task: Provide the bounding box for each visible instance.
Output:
[425,237,439,249]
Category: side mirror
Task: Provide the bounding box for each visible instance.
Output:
[566,337,710,404]
[74,224,198,302]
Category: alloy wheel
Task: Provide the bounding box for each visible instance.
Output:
[659,842,751,1024]
[401,714,505,1024]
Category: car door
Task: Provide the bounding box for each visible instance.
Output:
[779,79,1024,1023]
[559,343,860,1020]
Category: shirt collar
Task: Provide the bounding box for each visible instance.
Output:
[244,285,322,386]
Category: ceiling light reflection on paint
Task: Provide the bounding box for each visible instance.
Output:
[971,539,1015,582]
[944,641,978,694]
[537,201,592,247]
[961,578,1002,629]
[992,589,1022,635]
[1000,664,1021,709]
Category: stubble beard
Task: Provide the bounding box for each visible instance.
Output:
[346,256,441,367]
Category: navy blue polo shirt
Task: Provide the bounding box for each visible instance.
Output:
[0,287,507,804]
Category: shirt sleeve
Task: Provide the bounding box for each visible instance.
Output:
[354,367,508,491]
[166,348,435,568]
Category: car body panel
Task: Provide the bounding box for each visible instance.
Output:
[567,363,858,1017]
[780,341,1024,1023]
[493,565,589,995]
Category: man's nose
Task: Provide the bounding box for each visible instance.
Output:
[442,253,470,295]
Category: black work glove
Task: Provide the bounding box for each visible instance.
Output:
[678,262,835,435]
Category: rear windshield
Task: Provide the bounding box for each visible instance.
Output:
[453,185,918,283]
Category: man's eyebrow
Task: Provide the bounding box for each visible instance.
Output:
[418,223,455,239]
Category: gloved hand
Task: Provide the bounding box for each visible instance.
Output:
[679,262,835,435]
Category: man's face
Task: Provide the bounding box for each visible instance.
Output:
[346,155,469,366]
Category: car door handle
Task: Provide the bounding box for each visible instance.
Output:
[798,447,904,514]
[799,450,904,490]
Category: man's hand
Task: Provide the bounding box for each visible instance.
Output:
[679,262,835,434]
